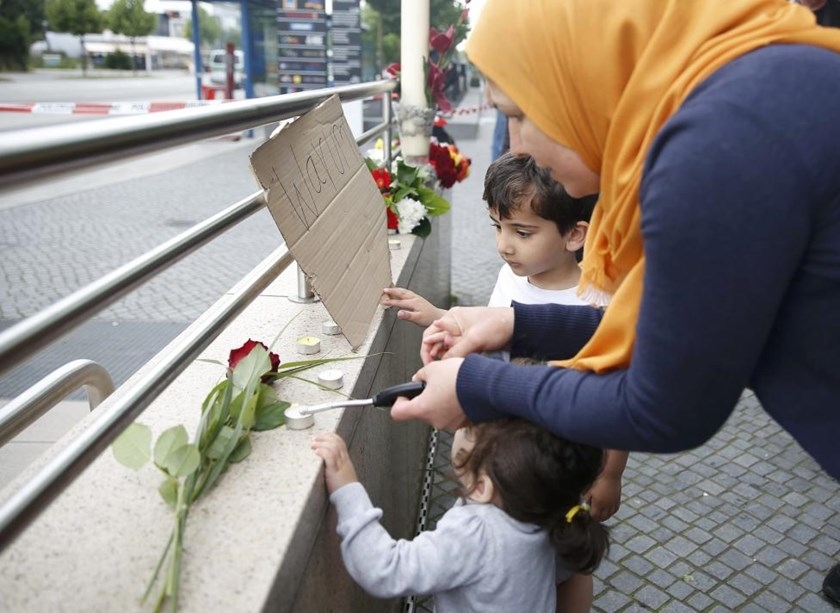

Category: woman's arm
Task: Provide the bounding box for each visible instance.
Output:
[457,85,811,452]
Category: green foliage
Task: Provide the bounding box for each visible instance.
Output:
[113,423,153,470]
[181,6,222,50]
[45,0,103,37]
[0,14,31,70]
[107,0,156,39]
[45,0,103,75]
[104,49,133,69]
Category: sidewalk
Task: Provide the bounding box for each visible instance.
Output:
[421,88,840,612]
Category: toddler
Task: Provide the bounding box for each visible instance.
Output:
[312,419,609,612]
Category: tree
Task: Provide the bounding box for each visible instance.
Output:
[45,0,103,76]
[107,0,156,75]
[182,6,222,50]
[0,0,46,70]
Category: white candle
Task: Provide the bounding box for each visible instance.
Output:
[317,369,344,390]
[284,404,315,430]
[400,0,430,159]
[295,335,321,355]
[321,319,341,335]
[388,238,401,250]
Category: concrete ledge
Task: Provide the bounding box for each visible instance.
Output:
[0,216,450,612]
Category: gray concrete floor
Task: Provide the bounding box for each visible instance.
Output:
[0,81,838,611]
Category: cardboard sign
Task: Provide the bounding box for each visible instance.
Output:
[250,95,392,348]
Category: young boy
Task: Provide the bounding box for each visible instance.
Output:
[381,152,628,612]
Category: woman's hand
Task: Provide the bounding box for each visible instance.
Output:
[421,306,515,364]
[381,286,446,328]
[391,358,468,431]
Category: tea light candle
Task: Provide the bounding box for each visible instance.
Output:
[296,335,321,355]
[317,369,344,390]
[388,238,401,251]
[284,404,314,430]
[321,319,341,335]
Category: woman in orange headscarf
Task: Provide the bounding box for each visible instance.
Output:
[392,0,840,586]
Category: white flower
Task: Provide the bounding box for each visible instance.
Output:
[395,197,427,234]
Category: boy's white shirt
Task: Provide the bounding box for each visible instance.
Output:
[487,263,587,308]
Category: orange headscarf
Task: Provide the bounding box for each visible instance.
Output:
[467,0,840,372]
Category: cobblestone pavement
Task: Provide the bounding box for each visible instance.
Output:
[1,83,838,611]
[0,137,279,398]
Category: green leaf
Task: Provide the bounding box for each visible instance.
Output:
[364,156,379,172]
[153,425,189,468]
[412,217,432,238]
[393,185,418,202]
[253,400,291,431]
[228,436,252,463]
[161,444,200,478]
[112,422,152,470]
[416,185,451,216]
[238,388,259,430]
[199,380,232,454]
[205,425,235,460]
[230,344,271,394]
[158,476,179,509]
[396,159,420,185]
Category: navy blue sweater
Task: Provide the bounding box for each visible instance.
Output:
[457,45,840,480]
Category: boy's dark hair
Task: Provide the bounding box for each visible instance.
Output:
[483,152,598,235]
[453,419,610,574]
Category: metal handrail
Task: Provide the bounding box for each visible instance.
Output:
[0,191,266,376]
[0,246,294,550]
[0,81,396,551]
[0,80,397,191]
[0,360,114,447]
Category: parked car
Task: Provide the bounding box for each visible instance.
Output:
[208,49,244,88]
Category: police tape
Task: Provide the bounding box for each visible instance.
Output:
[0,100,226,115]
[0,100,493,118]
[438,103,493,117]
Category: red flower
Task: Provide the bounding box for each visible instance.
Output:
[386,205,399,230]
[385,62,401,79]
[426,64,451,112]
[371,167,392,191]
[429,26,455,54]
[228,339,281,383]
[429,142,458,188]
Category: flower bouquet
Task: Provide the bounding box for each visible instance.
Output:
[429,139,471,189]
[366,155,450,238]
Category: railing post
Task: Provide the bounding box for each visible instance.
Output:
[383,91,393,168]
[288,264,319,303]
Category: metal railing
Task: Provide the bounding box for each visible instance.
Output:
[0,80,395,550]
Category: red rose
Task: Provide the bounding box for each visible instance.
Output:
[371,167,392,191]
[386,205,399,230]
[228,339,281,382]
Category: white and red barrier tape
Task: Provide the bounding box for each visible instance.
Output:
[0,100,225,115]
[0,100,492,117]
[439,103,493,118]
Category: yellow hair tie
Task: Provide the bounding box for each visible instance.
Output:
[565,502,590,523]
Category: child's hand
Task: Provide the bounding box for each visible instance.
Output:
[585,473,622,521]
[381,287,446,327]
[311,433,359,494]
